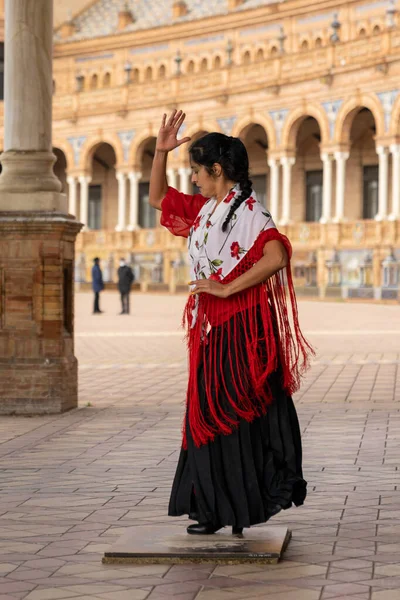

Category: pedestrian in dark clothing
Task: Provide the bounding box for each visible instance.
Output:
[118,258,134,315]
[92,257,104,314]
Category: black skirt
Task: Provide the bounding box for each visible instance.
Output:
[168,311,307,529]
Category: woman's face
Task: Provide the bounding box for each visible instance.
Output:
[190,161,218,198]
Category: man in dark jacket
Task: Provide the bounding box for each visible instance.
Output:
[118,258,135,315]
[92,257,104,314]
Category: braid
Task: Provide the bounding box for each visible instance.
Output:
[222,177,253,232]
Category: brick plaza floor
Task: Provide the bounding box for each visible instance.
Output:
[1,292,400,600]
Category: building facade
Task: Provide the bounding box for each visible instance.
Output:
[2,0,400,299]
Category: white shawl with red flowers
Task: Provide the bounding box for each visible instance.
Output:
[188,184,276,284]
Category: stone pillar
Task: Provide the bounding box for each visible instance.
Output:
[389,143,400,220]
[320,153,333,223]
[334,151,349,222]
[79,175,91,227]
[179,167,192,195]
[128,170,142,230]
[268,158,280,220]
[279,156,295,225]
[0,0,82,415]
[376,146,389,221]
[167,167,178,190]
[116,171,127,231]
[67,175,78,217]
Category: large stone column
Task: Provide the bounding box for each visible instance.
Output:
[279,156,295,225]
[179,167,192,195]
[128,170,142,230]
[115,171,127,231]
[0,0,82,415]
[79,175,91,227]
[67,175,78,216]
[320,153,333,223]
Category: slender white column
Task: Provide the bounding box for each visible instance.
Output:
[178,167,192,195]
[268,158,280,220]
[279,156,295,225]
[67,175,78,217]
[376,146,389,221]
[320,153,333,223]
[127,170,142,231]
[115,172,128,231]
[389,144,400,220]
[79,175,91,227]
[167,168,178,189]
[334,151,349,222]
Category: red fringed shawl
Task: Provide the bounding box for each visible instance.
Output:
[160,187,314,449]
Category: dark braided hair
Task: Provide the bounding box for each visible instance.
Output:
[189,133,253,232]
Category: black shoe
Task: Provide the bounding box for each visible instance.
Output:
[187,522,223,535]
[232,526,243,536]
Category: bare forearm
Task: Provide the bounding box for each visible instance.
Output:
[149,150,169,209]
[225,247,287,297]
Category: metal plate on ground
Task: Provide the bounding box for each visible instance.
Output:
[103,525,291,565]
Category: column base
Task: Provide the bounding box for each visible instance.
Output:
[0,212,82,415]
[127,224,141,232]
[388,214,400,221]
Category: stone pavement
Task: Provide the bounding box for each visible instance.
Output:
[1,292,400,600]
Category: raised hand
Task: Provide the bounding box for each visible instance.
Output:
[156,110,191,153]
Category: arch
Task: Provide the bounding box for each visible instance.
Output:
[315,37,323,48]
[334,94,385,144]
[242,50,251,65]
[53,140,73,171]
[300,39,309,52]
[255,47,265,62]
[358,27,367,38]
[270,45,279,56]
[145,65,153,81]
[158,64,166,79]
[90,73,98,90]
[132,67,140,83]
[281,104,330,149]
[232,113,277,151]
[200,57,208,72]
[79,134,124,172]
[372,24,381,35]
[187,59,195,74]
[103,72,111,87]
[214,55,222,69]
[128,130,156,169]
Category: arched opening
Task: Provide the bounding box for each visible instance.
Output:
[138,137,157,228]
[132,68,140,83]
[300,40,309,52]
[53,148,68,194]
[242,50,251,65]
[88,143,117,230]
[214,55,222,69]
[158,64,166,79]
[103,72,111,87]
[200,58,208,72]
[346,108,379,220]
[373,25,381,35]
[145,66,153,81]
[240,124,269,208]
[270,45,279,56]
[315,37,323,48]
[358,28,367,38]
[187,60,195,74]
[292,117,323,222]
[256,48,264,62]
[90,74,98,90]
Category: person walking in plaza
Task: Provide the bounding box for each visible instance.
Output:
[92,257,104,314]
[117,258,135,315]
[149,110,313,536]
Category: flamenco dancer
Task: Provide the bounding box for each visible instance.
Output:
[149,110,313,536]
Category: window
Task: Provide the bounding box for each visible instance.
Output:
[252,174,267,208]
[315,37,323,48]
[306,171,323,222]
[270,46,278,56]
[363,166,378,219]
[88,185,102,230]
[132,68,140,83]
[90,74,98,89]
[200,58,208,72]
[214,56,222,69]
[158,65,166,78]
[301,40,309,52]
[358,28,367,38]
[256,48,264,61]
[242,51,251,65]
[145,66,153,81]
[373,25,381,35]
[103,72,111,87]
[187,60,195,74]
[139,182,156,228]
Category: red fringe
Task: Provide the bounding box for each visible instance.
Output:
[182,229,315,449]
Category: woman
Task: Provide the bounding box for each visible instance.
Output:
[149,110,313,536]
